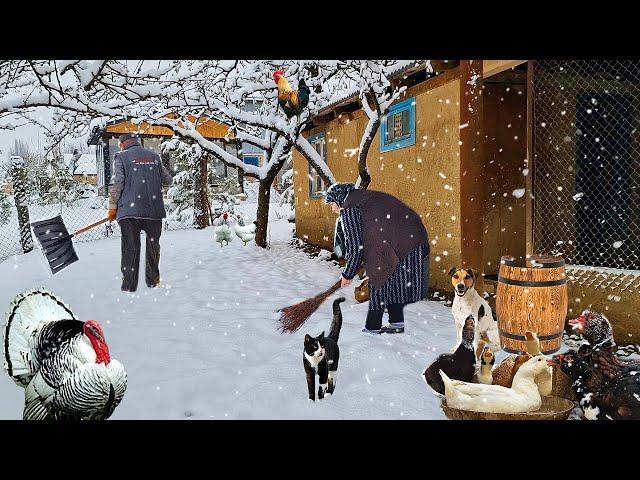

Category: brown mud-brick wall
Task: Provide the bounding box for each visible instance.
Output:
[567,267,640,346]
[293,69,463,293]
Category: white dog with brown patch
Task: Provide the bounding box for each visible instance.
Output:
[448,267,501,358]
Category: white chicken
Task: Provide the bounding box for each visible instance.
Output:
[233,213,256,246]
[213,212,234,247]
[440,354,553,414]
[3,289,127,420]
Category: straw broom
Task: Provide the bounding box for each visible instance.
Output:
[277,280,342,333]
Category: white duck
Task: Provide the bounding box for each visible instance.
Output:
[525,331,553,396]
[440,355,553,414]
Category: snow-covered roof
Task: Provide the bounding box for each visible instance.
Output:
[318,61,428,115]
[65,153,97,175]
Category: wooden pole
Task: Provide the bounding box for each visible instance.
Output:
[459,60,485,290]
[194,151,209,229]
[102,140,111,198]
[525,60,535,258]
[11,156,34,253]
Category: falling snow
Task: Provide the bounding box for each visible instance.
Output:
[512,188,526,199]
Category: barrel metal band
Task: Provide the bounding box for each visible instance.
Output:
[498,276,566,287]
[501,258,565,268]
[498,328,563,342]
[502,346,560,355]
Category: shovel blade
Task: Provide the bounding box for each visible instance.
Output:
[31,215,79,275]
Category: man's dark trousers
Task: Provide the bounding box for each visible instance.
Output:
[119,218,163,292]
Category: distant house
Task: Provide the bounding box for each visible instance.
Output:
[237,100,288,189]
[87,116,239,196]
[65,151,98,185]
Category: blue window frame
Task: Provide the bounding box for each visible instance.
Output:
[380,97,416,153]
[243,155,261,167]
[308,132,326,198]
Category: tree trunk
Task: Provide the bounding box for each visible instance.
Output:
[357,91,382,190]
[255,177,272,248]
[357,118,379,190]
[237,166,244,194]
[193,153,209,229]
[11,159,33,253]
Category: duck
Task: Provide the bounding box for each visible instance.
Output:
[491,331,553,393]
[472,347,495,385]
[440,355,553,414]
[423,315,477,395]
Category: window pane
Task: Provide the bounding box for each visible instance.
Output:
[402,109,410,137]
[386,116,394,142]
[394,113,403,139]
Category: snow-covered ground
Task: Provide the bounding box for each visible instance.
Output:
[0,191,467,419]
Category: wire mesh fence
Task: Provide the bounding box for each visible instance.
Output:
[0,156,196,264]
[533,60,640,270]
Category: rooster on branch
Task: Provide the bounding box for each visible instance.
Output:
[273,70,310,119]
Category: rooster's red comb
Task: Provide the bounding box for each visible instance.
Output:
[273,70,285,82]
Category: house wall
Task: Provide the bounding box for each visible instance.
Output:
[293,69,462,292]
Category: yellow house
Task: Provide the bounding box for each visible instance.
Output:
[292,59,640,345]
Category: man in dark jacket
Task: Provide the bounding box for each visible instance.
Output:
[108,133,173,292]
[325,183,430,335]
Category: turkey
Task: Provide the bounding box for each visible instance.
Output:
[3,289,127,420]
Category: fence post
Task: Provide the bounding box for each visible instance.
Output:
[10,156,34,253]
[102,141,110,198]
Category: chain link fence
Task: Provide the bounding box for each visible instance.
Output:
[0,155,196,264]
[532,60,640,270]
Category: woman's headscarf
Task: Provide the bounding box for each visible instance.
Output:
[324,183,356,207]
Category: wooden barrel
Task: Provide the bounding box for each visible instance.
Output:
[496,255,567,354]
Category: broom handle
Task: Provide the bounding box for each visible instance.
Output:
[73,217,111,237]
[328,279,342,294]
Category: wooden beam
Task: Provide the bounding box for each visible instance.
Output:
[430,60,460,72]
[525,60,535,257]
[460,60,486,289]
[483,60,527,79]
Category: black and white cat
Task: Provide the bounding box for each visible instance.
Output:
[303,297,344,401]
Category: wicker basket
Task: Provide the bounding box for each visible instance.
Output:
[441,396,575,420]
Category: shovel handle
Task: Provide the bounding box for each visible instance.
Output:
[73,217,111,237]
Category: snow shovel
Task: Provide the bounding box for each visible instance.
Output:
[31,215,111,275]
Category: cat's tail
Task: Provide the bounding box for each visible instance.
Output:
[329,297,345,342]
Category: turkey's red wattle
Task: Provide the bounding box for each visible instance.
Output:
[93,342,111,365]
[83,320,111,365]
